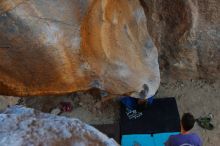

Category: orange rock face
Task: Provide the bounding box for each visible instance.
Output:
[0,0,160,96]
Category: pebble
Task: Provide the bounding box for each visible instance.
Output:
[50,108,61,115]
[79,102,83,106]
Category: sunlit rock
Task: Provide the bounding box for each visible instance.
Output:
[0,0,160,97]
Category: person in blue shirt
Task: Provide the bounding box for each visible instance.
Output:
[165,113,202,146]
[120,84,154,110]
[94,84,154,111]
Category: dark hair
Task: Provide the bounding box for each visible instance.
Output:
[181,113,195,131]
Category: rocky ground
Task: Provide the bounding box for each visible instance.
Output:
[0,80,219,146]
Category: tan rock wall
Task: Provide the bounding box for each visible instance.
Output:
[140,0,220,80]
[0,0,160,96]
[1,0,219,96]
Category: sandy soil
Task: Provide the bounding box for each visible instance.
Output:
[0,80,219,146]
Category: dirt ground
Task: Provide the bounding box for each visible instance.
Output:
[157,80,220,146]
[0,80,219,146]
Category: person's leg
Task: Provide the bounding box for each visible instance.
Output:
[147,96,154,105]
[121,96,137,109]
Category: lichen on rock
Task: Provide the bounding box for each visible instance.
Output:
[0,106,118,146]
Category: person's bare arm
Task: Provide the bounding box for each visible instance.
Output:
[94,91,136,108]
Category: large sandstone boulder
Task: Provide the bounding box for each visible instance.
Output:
[0,106,118,146]
[140,0,220,80]
[0,0,160,97]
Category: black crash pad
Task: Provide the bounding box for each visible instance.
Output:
[120,97,181,135]
[93,124,120,143]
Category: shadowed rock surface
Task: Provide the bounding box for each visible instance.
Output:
[0,0,160,96]
[140,0,220,80]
